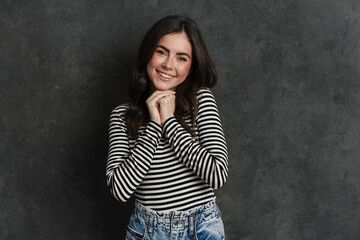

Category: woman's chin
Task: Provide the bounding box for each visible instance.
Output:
[152,83,176,92]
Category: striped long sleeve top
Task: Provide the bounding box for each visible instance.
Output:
[106,88,228,211]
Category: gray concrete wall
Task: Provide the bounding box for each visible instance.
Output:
[1,0,359,239]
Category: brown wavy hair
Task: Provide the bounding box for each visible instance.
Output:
[125,15,217,138]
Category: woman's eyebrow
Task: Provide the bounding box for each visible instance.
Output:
[157,45,191,59]
[157,45,169,53]
[177,52,191,59]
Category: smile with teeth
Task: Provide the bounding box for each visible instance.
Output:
[157,70,175,79]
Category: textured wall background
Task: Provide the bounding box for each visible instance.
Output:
[1,0,360,239]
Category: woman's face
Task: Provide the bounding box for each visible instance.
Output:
[146,32,192,92]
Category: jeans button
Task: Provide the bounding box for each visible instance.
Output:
[174,220,184,225]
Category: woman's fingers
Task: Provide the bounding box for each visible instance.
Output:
[147,90,175,104]
[146,90,175,124]
[159,94,176,123]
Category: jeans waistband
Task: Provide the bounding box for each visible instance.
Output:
[133,200,219,234]
[134,200,217,218]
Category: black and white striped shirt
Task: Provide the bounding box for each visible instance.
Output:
[106,88,228,211]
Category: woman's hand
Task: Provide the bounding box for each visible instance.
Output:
[158,93,176,124]
[146,90,175,125]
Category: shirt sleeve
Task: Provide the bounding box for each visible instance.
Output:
[162,88,229,189]
[106,107,162,202]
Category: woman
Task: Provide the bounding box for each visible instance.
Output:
[106,15,228,239]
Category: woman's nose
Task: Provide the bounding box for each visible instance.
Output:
[161,57,173,70]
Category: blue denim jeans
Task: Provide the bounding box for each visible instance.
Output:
[125,200,226,240]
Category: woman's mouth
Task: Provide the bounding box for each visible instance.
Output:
[157,70,175,80]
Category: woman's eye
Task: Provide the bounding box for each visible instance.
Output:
[178,57,187,62]
[156,50,165,55]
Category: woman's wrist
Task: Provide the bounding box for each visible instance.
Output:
[161,114,174,124]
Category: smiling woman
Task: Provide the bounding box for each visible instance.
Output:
[146,32,192,92]
[106,15,228,240]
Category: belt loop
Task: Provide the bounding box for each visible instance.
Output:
[170,212,174,237]
[148,216,153,236]
[189,214,195,235]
